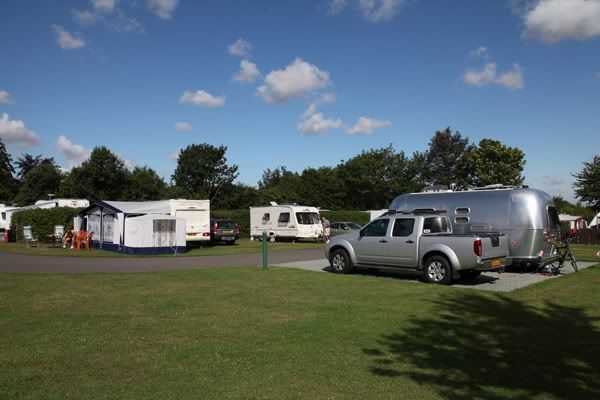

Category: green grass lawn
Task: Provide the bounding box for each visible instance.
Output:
[1,265,599,399]
[0,239,324,258]
[571,244,600,262]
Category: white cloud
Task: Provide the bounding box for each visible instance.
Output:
[302,92,336,118]
[329,0,348,14]
[92,0,117,13]
[57,135,91,166]
[469,46,489,59]
[175,122,192,131]
[72,9,101,26]
[171,148,181,160]
[0,91,14,104]
[179,90,225,108]
[0,113,41,146]
[147,0,179,19]
[524,0,600,43]
[359,0,406,22]
[347,116,391,134]
[257,58,332,103]
[544,175,566,186]
[228,38,253,57]
[52,25,86,49]
[463,63,524,89]
[233,59,261,83]
[298,113,343,135]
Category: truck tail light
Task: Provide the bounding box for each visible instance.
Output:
[473,239,482,257]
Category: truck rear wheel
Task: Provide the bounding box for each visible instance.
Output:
[423,256,452,284]
[330,249,352,274]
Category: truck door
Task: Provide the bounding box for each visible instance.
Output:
[355,218,390,265]
[383,218,418,267]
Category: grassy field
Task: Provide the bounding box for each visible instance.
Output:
[1,265,599,399]
[571,244,600,262]
[0,239,324,258]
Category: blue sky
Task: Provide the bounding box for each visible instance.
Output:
[1,0,599,202]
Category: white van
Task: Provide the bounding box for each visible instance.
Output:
[250,203,323,241]
[169,199,211,242]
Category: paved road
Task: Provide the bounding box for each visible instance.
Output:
[0,248,325,273]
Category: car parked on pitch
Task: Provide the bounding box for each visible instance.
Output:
[210,218,240,245]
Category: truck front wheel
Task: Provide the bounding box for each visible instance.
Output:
[330,249,352,274]
[423,256,452,285]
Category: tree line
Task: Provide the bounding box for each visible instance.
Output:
[1,127,597,212]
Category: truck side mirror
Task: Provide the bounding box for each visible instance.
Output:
[359,229,366,237]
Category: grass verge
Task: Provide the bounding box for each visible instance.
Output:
[1,265,599,399]
[0,239,324,258]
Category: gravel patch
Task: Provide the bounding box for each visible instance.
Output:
[275,259,597,292]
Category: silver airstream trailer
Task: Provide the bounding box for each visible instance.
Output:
[389,187,561,266]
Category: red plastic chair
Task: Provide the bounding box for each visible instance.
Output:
[83,232,94,251]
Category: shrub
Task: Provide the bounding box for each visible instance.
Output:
[10,207,82,241]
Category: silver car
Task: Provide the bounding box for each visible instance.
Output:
[330,222,363,236]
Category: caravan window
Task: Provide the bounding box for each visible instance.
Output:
[262,213,270,223]
[547,206,560,228]
[296,212,320,225]
[102,214,115,242]
[153,219,176,234]
[455,207,470,215]
[278,213,290,223]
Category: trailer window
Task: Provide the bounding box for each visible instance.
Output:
[423,217,450,233]
[455,216,470,224]
[278,213,290,223]
[547,206,560,228]
[392,218,414,237]
[262,213,270,223]
[455,207,470,215]
[362,219,389,237]
[296,212,320,225]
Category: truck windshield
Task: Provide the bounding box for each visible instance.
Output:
[547,206,560,228]
[296,212,320,225]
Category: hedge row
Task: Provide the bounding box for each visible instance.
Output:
[10,207,82,241]
[212,209,370,238]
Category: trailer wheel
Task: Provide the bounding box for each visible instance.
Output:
[423,256,452,284]
[330,249,352,274]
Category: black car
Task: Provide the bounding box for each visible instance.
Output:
[210,218,240,244]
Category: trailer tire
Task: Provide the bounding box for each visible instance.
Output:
[423,255,452,284]
[330,249,352,274]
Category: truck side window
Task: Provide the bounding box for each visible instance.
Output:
[362,219,389,237]
[423,217,449,233]
[278,213,290,223]
[392,218,414,237]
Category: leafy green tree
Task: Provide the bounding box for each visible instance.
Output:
[336,145,418,209]
[58,146,129,201]
[421,128,472,187]
[212,183,258,209]
[552,196,595,222]
[15,153,55,179]
[0,138,16,201]
[462,139,526,187]
[14,163,63,206]
[573,155,600,211]
[172,144,239,200]
[122,166,166,201]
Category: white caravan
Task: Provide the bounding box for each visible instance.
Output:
[250,203,323,241]
[169,199,211,242]
[1,199,89,234]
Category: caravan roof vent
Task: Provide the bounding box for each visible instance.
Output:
[471,184,514,191]
[269,201,278,206]
[422,185,452,193]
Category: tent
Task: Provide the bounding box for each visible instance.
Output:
[559,213,588,231]
[589,212,600,228]
[75,200,187,255]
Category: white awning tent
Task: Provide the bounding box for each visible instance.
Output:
[589,213,600,228]
[559,213,588,230]
[75,200,187,255]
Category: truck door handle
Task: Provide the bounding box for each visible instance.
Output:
[379,239,388,243]
[406,240,414,244]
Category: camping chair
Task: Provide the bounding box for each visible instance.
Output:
[83,232,94,251]
[23,226,39,248]
[53,225,64,248]
[75,231,87,250]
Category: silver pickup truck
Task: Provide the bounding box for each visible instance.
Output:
[324,211,511,284]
